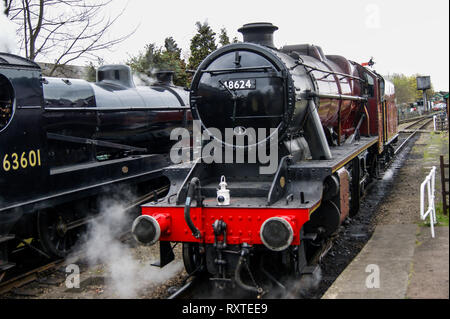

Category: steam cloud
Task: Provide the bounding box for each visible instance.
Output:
[0,3,18,53]
[382,168,394,180]
[284,267,323,299]
[80,189,183,298]
[132,69,158,87]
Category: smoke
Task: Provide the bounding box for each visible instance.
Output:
[132,70,158,86]
[79,189,183,298]
[281,267,323,299]
[0,3,18,54]
[382,168,394,180]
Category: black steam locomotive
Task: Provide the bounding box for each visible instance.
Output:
[132,23,398,296]
[0,53,190,272]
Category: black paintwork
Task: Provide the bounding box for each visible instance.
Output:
[190,43,296,149]
[0,53,191,239]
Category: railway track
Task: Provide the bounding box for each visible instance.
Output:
[395,117,434,155]
[167,276,199,299]
[398,111,440,125]
[1,116,435,299]
[0,185,169,297]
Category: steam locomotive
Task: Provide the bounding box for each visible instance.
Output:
[0,52,190,272]
[132,22,398,295]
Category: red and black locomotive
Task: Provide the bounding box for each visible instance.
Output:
[131,23,398,295]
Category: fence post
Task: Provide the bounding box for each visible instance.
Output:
[441,155,449,215]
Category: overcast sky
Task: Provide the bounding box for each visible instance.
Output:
[99,0,449,91]
[1,0,448,91]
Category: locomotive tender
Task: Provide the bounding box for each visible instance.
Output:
[0,53,190,271]
[132,23,398,295]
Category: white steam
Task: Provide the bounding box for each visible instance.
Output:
[133,70,158,87]
[0,3,18,53]
[283,267,322,299]
[81,193,183,298]
[382,168,394,180]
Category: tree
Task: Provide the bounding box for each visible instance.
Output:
[127,38,188,87]
[389,73,416,105]
[188,21,217,71]
[164,37,181,56]
[388,73,434,105]
[84,57,104,82]
[4,0,134,76]
[218,28,230,46]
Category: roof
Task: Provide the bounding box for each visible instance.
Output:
[0,52,41,69]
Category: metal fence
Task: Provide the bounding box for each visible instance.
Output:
[398,108,435,122]
[420,166,437,238]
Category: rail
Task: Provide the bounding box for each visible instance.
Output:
[0,185,169,295]
[0,259,65,294]
[167,277,198,299]
[420,166,437,238]
[398,111,440,124]
[395,117,433,155]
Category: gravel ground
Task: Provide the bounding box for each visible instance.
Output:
[3,240,187,299]
[376,131,448,225]
[314,126,449,298]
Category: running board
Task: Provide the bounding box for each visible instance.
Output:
[47,132,147,153]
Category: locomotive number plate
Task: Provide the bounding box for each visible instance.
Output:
[2,149,42,172]
[222,79,255,90]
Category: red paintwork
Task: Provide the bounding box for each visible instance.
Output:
[141,205,310,246]
[310,55,374,142]
[384,81,398,143]
[308,52,397,148]
[152,213,172,235]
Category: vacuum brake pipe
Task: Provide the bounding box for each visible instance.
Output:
[184,177,202,239]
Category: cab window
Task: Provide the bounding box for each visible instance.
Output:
[363,72,374,97]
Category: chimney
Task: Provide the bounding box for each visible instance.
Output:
[97,65,135,88]
[238,22,278,49]
[155,71,174,85]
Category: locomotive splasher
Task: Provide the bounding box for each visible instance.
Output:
[132,23,398,295]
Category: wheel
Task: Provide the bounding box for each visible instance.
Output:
[37,208,85,258]
[182,243,206,276]
[307,200,341,237]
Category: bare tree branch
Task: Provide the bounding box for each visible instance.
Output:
[6,0,135,75]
